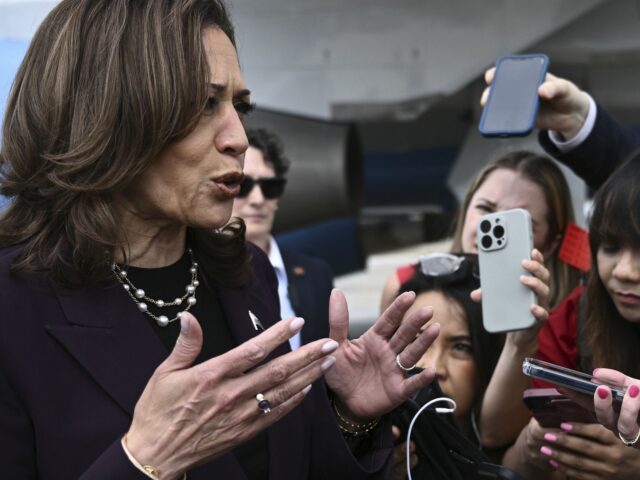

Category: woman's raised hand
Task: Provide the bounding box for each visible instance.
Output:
[511,248,550,346]
[324,289,440,421]
[126,312,339,479]
[471,249,549,347]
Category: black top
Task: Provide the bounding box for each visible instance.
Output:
[125,251,268,480]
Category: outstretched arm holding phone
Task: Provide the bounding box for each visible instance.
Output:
[482,68,640,190]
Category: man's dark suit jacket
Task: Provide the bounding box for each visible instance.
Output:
[539,104,640,190]
[280,248,333,346]
[0,243,391,479]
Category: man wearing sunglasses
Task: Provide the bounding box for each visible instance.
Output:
[232,128,333,350]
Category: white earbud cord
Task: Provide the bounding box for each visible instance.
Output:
[405,396,457,480]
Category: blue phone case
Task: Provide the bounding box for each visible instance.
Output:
[479,54,549,137]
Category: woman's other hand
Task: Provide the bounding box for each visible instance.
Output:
[126,312,338,479]
[324,289,440,421]
[504,418,560,477]
[537,422,640,479]
[391,424,417,480]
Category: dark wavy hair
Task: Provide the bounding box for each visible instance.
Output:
[585,153,640,376]
[0,0,250,287]
[398,254,504,415]
[247,128,291,177]
[451,150,582,309]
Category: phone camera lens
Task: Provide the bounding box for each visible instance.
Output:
[481,235,492,249]
[493,225,505,238]
[480,220,491,233]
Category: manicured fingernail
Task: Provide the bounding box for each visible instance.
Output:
[549,459,559,468]
[597,387,609,399]
[540,446,553,456]
[302,384,312,395]
[321,340,339,354]
[290,317,305,332]
[593,368,600,375]
[560,422,573,432]
[321,356,336,371]
[179,313,190,335]
[544,433,557,442]
[630,385,640,398]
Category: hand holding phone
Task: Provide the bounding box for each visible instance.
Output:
[477,208,536,332]
[523,358,626,402]
[479,54,549,137]
[523,388,596,428]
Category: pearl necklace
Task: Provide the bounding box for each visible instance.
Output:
[112,249,200,327]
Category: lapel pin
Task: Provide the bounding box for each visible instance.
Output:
[293,265,305,276]
[248,310,264,331]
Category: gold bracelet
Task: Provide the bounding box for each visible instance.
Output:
[331,398,380,437]
[121,433,188,480]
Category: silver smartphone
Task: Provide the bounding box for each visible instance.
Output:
[523,358,626,402]
[477,208,535,332]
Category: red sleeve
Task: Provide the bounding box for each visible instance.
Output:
[533,285,585,388]
[396,264,417,286]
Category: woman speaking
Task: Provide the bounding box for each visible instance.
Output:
[0,1,439,479]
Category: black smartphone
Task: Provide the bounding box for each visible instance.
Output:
[523,388,596,428]
[522,357,626,402]
[479,54,549,137]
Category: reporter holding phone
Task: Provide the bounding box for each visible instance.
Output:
[499,155,640,479]
[0,1,443,478]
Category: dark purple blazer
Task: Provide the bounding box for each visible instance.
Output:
[0,243,391,479]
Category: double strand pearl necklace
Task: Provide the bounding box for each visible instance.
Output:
[112,249,200,327]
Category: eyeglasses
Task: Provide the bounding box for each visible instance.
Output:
[418,253,479,279]
[238,176,287,199]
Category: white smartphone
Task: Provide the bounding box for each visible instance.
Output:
[523,358,626,403]
[477,208,535,332]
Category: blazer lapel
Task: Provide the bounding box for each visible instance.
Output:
[47,281,167,416]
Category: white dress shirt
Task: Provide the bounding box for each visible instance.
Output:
[267,236,301,350]
[548,93,597,152]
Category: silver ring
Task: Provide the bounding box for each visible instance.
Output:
[256,393,271,414]
[619,428,640,447]
[395,353,417,372]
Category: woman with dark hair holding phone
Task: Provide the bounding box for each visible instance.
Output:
[399,255,502,438]
[380,150,575,448]
[0,1,442,478]
[390,254,506,479]
[500,155,640,479]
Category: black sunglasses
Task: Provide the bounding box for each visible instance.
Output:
[238,176,287,199]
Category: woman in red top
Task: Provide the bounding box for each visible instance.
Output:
[501,155,640,479]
